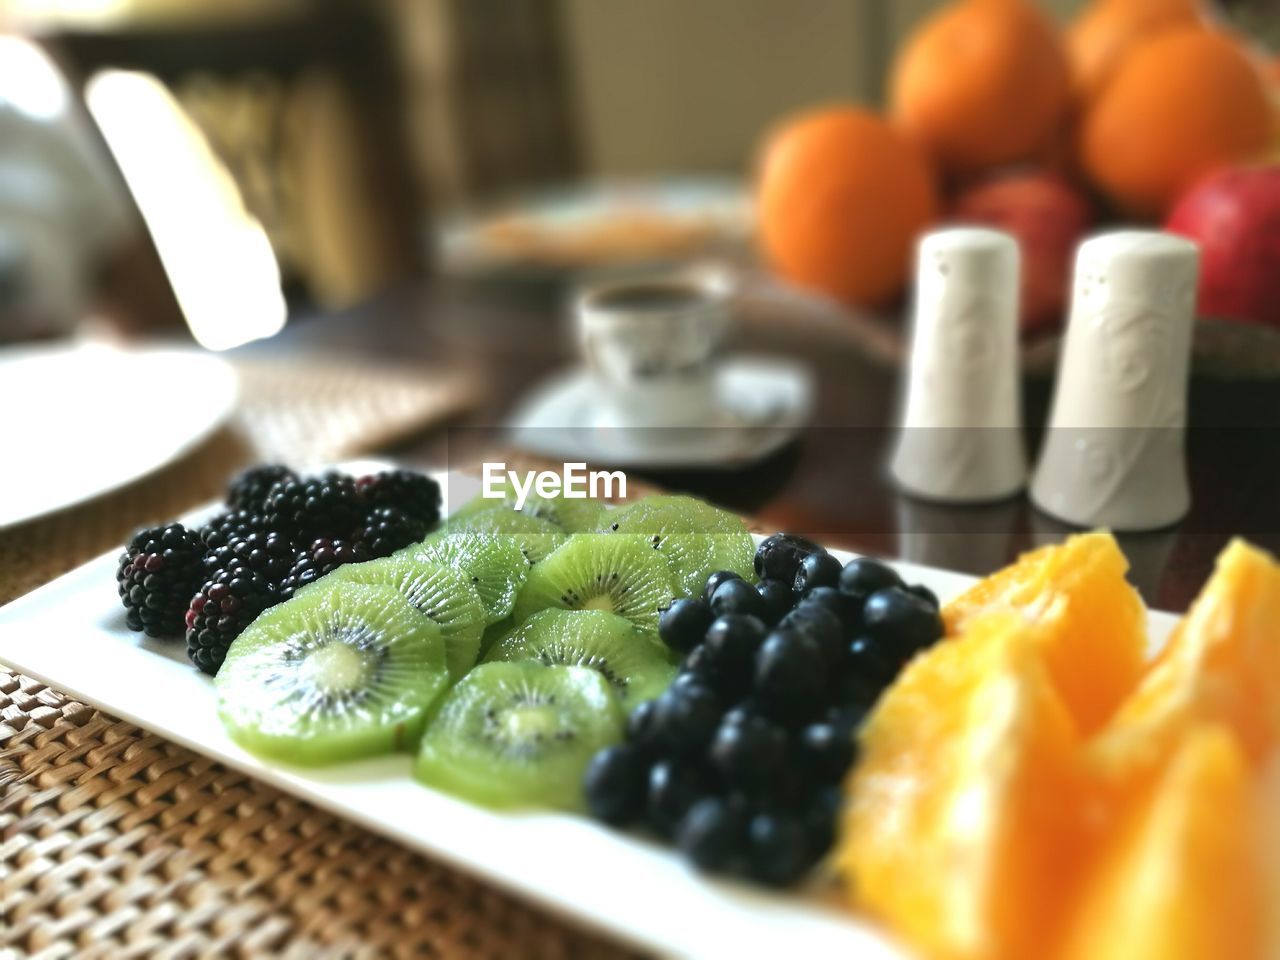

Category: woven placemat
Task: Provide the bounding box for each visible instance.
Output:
[0,673,636,959]
[0,358,643,959]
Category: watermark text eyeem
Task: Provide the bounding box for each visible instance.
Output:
[482,462,626,510]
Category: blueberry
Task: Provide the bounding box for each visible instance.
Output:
[847,635,902,687]
[675,796,748,871]
[755,631,825,709]
[754,533,822,582]
[777,604,844,669]
[659,597,713,653]
[800,586,853,629]
[825,702,871,741]
[669,671,709,693]
[829,671,881,713]
[710,577,769,621]
[907,583,940,611]
[719,700,768,728]
[583,744,650,825]
[838,557,903,600]
[626,698,660,751]
[648,760,713,837]
[681,644,728,694]
[862,586,945,657]
[798,723,857,784]
[703,569,744,604]
[650,684,722,754]
[804,786,843,859]
[746,813,816,886]
[793,552,843,597]
[708,714,787,790]
[703,614,767,678]
[755,578,795,626]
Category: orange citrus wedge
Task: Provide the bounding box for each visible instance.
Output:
[1098,538,1280,773]
[1060,724,1266,960]
[944,532,1147,735]
[837,613,1084,960]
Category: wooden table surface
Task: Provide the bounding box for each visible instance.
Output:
[238,279,1280,613]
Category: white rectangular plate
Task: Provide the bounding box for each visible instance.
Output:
[0,467,1180,959]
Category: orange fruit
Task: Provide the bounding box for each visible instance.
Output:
[837,613,1085,960]
[944,532,1147,735]
[1095,538,1280,771]
[1060,725,1265,960]
[756,105,937,307]
[1067,0,1204,101]
[890,0,1070,173]
[1081,27,1272,217]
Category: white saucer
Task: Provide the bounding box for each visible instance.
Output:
[508,356,812,468]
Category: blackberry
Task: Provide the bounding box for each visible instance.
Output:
[355,470,441,527]
[265,475,363,542]
[203,529,295,585]
[200,509,270,551]
[353,505,427,558]
[185,563,280,675]
[116,523,206,637]
[279,537,370,598]
[226,463,297,512]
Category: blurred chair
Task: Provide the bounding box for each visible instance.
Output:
[40,0,426,310]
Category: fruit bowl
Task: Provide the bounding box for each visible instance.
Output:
[0,463,1184,958]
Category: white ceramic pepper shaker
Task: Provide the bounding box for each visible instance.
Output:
[1030,231,1199,531]
[891,227,1026,502]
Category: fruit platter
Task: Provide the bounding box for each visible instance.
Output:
[2,461,1277,958]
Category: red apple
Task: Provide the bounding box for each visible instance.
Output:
[951,171,1093,333]
[1166,165,1280,330]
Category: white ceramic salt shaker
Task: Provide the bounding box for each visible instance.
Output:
[890,227,1026,502]
[1030,231,1199,531]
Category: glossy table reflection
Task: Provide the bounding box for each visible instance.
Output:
[237,281,1280,612]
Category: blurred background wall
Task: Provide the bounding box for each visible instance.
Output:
[561,0,1085,178]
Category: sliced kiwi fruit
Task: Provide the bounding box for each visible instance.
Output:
[599,494,755,596]
[483,609,675,707]
[402,532,527,623]
[328,556,486,680]
[413,661,623,811]
[512,534,676,632]
[216,582,448,766]
[443,508,567,564]
[479,614,516,657]
[452,485,603,533]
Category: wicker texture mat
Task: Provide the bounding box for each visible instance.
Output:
[0,357,639,959]
[0,674,634,959]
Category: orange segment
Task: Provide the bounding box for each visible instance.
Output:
[1103,538,1280,768]
[1060,725,1265,960]
[944,532,1146,735]
[837,613,1084,960]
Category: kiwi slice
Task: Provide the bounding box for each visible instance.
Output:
[402,533,527,623]
[512,534,676,632]
[216,583,448,766]
[484,609,675,707]
[599,494,755,596]
[329,556,486,680]
[453,485,603,533]
[479,614,516,657]
[444,508,567,564]
[413,661,623,811]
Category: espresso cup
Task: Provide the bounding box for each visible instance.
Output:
[577,268,732,428]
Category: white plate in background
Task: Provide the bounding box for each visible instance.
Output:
[0,470,1181,958]
[0,342,237,528]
